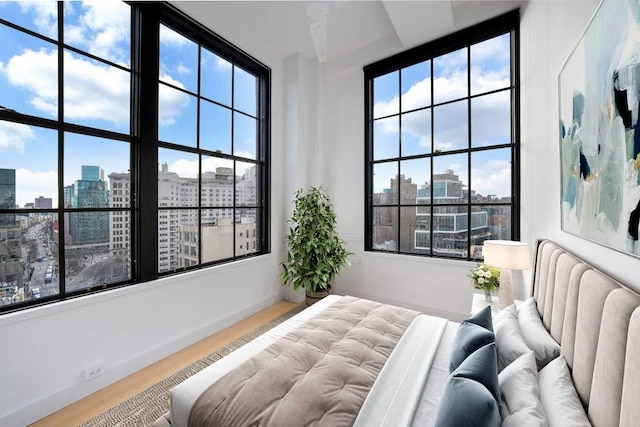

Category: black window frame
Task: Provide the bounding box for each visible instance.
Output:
[0,1,271,314]
[364,10,519,260]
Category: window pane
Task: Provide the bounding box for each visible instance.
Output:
[0,123,57,208]
[158,148,199,208]
[233,112,257,160]
[200,100,231,153]
[433,47,467,104]
[64,134,129,202]
[63,1,130,67]
[372,207,397,251]
[471,90,511,147]
[201,48,232,106]
[201,156,233,208]
[373,162,398,205]
[236,162,257,207]
[433,206,468,258]
[234,66,257,116]
[159,209,197,273]
[158,82,196,147]
[0,1,57,40]
[434,100,468,152]
[433,155,468,204]
[237,208,260,255]
[159,24,197,93]
[64,50,130,133]
[471,33,510,96]
[401,60,430,112]
[0,213,60,307]
[401,109,431,156]
[0,26,57,118]
[65,211,115,291]
[400,158,429,204]
[471,148,511,200]
[373,71,398,119]
[373,116,399,160]
[201,208,233,263]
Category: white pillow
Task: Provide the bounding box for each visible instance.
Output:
[492,305,531,372]
[517,298,560,369]
[538,355,591,427]
[498,351,547,427]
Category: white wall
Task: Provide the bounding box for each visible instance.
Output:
[321,0,639,323]
[0,5,289,425]
[519,0,640,291]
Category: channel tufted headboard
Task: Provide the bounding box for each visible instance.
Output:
[530,239,640,427]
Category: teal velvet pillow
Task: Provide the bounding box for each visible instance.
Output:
[434,343,502,427]
[465,305,494,332]
[449,320,495,372]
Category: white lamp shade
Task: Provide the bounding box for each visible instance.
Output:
[483,240,530,270]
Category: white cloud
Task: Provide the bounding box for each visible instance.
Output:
[0,121,35,153]
[160,25,187,47]
[159,75,190,126]
[16,168,58,209]
[64,0,131,66]
[177,63,191,76]
[1,48,188,128]
[19,1,57,39]
[215,57,232,71]
[471,159,511,198]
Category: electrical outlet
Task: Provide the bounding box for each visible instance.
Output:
[84,365,104,381]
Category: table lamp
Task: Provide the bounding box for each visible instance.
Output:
[483,240,530,309]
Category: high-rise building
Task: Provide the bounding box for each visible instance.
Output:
[156,163,257,272]
[81,165,102,182]
[108,172,131,281]
[0,169,16,227]
[0,169,22,290]
[68,166,109,246]
[35,196,53,209]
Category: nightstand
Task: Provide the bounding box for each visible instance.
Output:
[471,293,523,315]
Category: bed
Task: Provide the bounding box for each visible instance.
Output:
[153,239,640,426]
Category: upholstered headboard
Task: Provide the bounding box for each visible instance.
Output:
[530,239,640,427]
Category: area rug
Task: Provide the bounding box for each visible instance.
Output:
[82,303,305,427]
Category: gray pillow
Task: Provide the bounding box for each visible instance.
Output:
[434,343,502,427]
[538,355,591,426]
[498,351,547,426]
[517,298,561,369]
[493,304,532,372]
[449,321,495,372]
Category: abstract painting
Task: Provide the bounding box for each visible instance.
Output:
[559,0,640,257]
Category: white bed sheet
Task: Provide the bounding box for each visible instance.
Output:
[169,295,456,427]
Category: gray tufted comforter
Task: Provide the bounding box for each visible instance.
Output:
[187,296,419,426]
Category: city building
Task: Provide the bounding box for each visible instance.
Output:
[0,169,16,227]
[67,166,109,247]
[34,196,52,209]
[0,168,22,293]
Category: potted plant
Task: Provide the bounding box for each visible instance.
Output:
[282,186,352,306]
[469,263,501,301]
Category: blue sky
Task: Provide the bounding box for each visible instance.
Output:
[0,1,257,208]
[372,33,512,199]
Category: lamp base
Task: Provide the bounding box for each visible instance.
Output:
[498,269,514,309]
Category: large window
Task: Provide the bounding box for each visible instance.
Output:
[364,11,518,260]
[0,2,270,313]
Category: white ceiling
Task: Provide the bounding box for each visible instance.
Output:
[172,1,524,63]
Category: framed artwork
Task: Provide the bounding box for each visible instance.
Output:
[559,0,640,258]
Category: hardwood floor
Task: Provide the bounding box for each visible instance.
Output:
[31,300,299,426]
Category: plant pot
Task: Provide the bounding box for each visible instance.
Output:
[305,285,331,307]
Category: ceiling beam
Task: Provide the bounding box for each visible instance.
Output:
[382,0,454,49]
